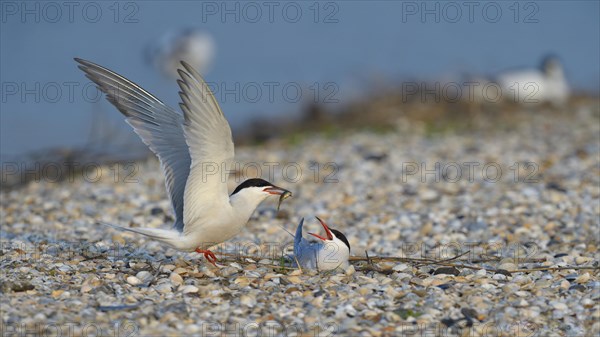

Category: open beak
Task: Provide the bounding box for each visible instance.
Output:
[263,186,292,211]
[308,216,334,241]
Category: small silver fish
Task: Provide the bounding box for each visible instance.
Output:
[277,190,292,212]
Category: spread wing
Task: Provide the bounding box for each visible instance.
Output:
[293,218,320,269]
[176,62,234,235]
[294,218,306,253]
[75,58,189,230]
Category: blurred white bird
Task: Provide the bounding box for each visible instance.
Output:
[75,58,291,266]
[293,217,350,271]
[146,29,216,79]
[496,55,569,106]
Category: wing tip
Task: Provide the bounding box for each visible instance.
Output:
[177,69,195,86]
[74,57,94,68]
[176,68,186,78]
[179,60,194,74]
[178,62,209,86]
[294,218,305,248]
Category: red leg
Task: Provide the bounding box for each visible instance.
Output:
[195,248,218,267]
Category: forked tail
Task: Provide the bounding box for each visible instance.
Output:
[97,222,185,250]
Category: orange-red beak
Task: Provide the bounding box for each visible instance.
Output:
[263,186,292,211]
[308,216,334,241]
[263,186,291,196]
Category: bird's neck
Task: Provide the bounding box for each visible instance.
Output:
[229,192,269,224]
[546,66,564,81]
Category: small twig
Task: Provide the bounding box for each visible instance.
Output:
[413,251,472,268]
[250,263,298,271]
[506,266,599,273]
[468,257,546,263]
[214,253,299,271]
[430,261,600,274]
[211,251,599,275]
[358,265,394,275]
[349,255,548,265]
[216,252,265,261]
[146,262,163,287]
[349,256,438,264]
[360,250,394,274]
[439,251,471,263]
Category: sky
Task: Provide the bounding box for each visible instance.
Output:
[1,0,599,158]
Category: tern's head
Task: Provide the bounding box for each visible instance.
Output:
[308,216,351,253]
[230,178,292,207]
[541,55,564,79]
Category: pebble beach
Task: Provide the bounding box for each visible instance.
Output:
[1,104,599,336]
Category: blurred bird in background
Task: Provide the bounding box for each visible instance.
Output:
[496,55,569,106]
[464,55,570,107]
[145,28,216,79]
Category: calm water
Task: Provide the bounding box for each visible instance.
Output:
[1,1,599,159]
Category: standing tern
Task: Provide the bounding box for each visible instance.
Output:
[75,58,292,266]
[294,217,350,271]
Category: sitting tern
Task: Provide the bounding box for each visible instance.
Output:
[496,55,570,106]
[293,217,350,271]
[75,58,292,266]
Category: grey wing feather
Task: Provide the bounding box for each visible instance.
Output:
[294,218,312,258]
[294,218,304,253]
[293,218,323,269]
[75,58,189,231]
[174,61,235,234]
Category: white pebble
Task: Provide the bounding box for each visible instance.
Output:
[181,285,199,294]
[126,276,141,286]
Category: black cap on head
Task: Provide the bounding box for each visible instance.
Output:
[231,178,272,196]
[330,228,351,252]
